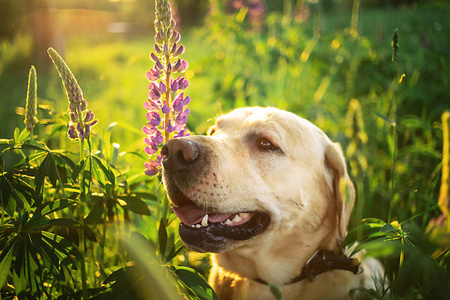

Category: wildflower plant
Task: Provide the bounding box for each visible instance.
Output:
[47,48,97,143]
[143,0,191,176]
[24,65,38,134]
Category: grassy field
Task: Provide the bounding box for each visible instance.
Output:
[1,1,450,299]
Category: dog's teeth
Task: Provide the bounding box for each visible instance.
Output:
[195,224,201,228]
[231,215,242,223]
[201,214,209,227]
[224,219,232,225]
[239,213,250,218]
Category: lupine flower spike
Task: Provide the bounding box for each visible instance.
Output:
[24,65,38,132]
[143,0,191,176]
[47,48,97,142]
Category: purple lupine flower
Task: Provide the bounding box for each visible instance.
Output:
[48,48,98,142]
[143,0,192,177]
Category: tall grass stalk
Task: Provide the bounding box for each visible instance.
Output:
[351,0,361,36]
[388,28,400,223]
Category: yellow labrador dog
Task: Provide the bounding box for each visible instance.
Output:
[161,107,383,299]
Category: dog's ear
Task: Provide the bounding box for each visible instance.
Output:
[324,142,355,241]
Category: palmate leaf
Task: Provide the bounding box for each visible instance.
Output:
[117,195,151,216]
[85,195,105,224]
[0,237,16,289]
[173,266,218,300]
[158,219,168,258]
[92,155,116,186]
[42,231,83,261]
[38,199,76,216]
[35,154,50,194]
[72,157,89,182]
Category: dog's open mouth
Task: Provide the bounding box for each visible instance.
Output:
[170,191,271,253]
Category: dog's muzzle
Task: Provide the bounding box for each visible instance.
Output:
[161,138,271,253]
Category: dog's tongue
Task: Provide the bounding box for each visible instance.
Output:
[172,205,233,225]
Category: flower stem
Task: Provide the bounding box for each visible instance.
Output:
[164,54,171,143]
[79,139,88,300]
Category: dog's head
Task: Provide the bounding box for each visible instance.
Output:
[162,107,354,254]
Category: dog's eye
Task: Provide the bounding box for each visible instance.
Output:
[256,137,279,151]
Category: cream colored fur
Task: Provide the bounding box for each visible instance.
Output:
[176,107,384,299]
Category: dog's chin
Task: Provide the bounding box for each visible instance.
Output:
[178,211,271,253]
[165,181,271,253]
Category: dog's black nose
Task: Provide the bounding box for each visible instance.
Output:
[161,138,199,172]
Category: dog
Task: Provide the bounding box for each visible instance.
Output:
[161,107,384,299]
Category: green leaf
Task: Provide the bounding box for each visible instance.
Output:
[269,283,284,300]
[0,239,15,289]
[48,218,79,228]
[12,257,27,296]
[93,155,116,185]
[39,199,76,216]
[85,197,105,224]
[158,220,168,258]
[165,238,185,263]
[54,152,76,171]
[47,153,59,188]
[17,128,30,143]
[343,222,385,247]
[174,266,218,300]
[117,195,151,216]
[22,214,50,232]
[1,149,25,172]
[133,192,158,202]
[42,231,83,260]
[72,157,88,182]
[35,153,50,194]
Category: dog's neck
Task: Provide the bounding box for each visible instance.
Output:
[252,248,360,286]
[212,232,359,287]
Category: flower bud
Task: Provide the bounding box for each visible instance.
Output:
[179,60,189,72]
[173,59,182,72]
[171,42,177,54]
[175,45,185,56]
[178,78,189,90]
[153,130,164,144]
[81,99,87,111]
[171,80,179,93]
[171,31,181,43]
[156,31,164,44]
[166,120,174,133]
[147,111,161,126]
[155,59,164,70]
[181,95,191,106]
[68,125,77,139]
[143,125,156,135]
[161,102,170,114]
[70,112,78,123]
[155,44,162,54]
[89,119,98,127]
[150,52,159,62]
[84,124,91,138]
[159,82,167,94]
